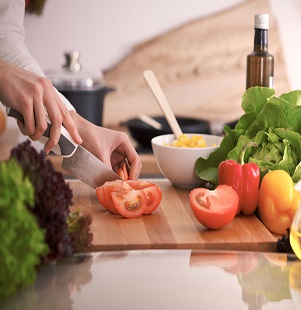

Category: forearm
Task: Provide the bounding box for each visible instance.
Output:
[0,0,74,112]
[0,0,43,75]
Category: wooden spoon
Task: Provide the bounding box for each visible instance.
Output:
[143,70,183,139]
[139,114,163,130]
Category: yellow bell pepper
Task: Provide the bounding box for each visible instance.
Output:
[258,170,300,234]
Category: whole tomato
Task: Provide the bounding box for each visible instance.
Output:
[189,185,239,229]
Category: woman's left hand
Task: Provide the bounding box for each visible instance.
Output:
[71,112,142,180]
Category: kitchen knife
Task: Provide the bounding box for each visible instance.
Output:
[7,108,121,188]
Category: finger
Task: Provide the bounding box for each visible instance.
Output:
[117,144,142,180]
[16,119,27,136]
[53,90,82,144]
[128,158,142,180]
[19,101,36,136]
[43,99,62,154]
[28,98,47,141]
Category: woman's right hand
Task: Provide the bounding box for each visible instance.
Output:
[0,60,82,153]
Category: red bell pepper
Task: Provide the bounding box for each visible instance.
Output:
[218,142,260,216]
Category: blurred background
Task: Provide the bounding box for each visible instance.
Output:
[5,0,301,132]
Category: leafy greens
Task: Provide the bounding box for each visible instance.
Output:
[196,87,301,185]
[0,141,93,301]
[0,159,48,300]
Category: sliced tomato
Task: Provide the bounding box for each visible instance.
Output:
[189,185,239,229]
[96,179,162,218]
[111,189,146,218]
[126,180,162,214]
[96,180,132,214]
[117,163,129,181]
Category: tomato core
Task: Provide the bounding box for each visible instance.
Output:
[125,196,143,211]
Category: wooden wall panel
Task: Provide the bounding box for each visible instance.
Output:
[102,0,289,128]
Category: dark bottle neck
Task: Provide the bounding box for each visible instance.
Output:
[253,28,268,52]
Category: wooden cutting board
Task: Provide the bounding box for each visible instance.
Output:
[69,179,278,252]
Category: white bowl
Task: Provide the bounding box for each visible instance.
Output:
[151,133,222,188]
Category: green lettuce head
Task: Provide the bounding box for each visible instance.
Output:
[196,87,301,185]
[228,128,301,182]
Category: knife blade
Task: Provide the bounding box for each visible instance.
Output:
[7,108,121,188]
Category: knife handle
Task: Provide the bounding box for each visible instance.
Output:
[7,107,78,157]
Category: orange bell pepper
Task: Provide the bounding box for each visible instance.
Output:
[258,170,300,234]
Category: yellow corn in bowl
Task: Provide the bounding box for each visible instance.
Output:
[165,134,215,148]
[152,133,222,188]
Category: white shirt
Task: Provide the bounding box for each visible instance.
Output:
[0,0,74,111]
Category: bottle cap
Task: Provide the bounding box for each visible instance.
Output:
[254,14,269,30]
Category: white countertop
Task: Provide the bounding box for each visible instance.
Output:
[2,249,300,310]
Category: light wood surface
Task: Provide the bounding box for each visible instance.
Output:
[69,179,278,252]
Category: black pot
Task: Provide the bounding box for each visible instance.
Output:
[121,116,211,148]
[47,51,115,126]
[59,85,115,126]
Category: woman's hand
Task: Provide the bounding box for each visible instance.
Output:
[0,61,82,153]
[71,112,142,180]
[0,61,141,179]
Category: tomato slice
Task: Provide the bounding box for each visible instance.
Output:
[111,189,146,218]
[126,180,162,214]
[189,185,239,229]
[96,180,132,214]
[96,179,162,218]
[117,163,129,181]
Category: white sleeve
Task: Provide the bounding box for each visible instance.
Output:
[0,0,75,111]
